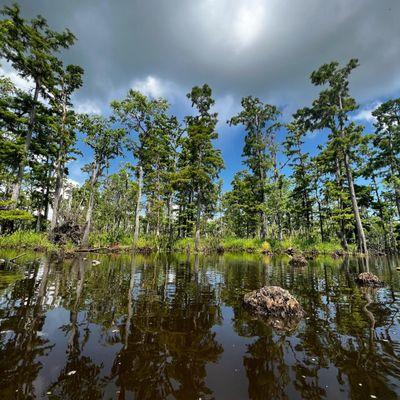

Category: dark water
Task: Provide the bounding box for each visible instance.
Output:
[0,251,399,400]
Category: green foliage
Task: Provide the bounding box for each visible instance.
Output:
[173,237,195,252]
[0,230,56,251]
[221,237,263,253]
[0,200,33,222]
[0,1,398,255]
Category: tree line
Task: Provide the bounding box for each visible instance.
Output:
[0,4,399,253]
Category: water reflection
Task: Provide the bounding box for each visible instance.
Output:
[0,252,399,399]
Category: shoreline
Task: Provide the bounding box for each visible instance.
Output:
[0,243,389,259]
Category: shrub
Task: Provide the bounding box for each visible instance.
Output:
[173,237,195,252]
[221,237,262,253]
[260,241,271,253]
[0,230,56,251]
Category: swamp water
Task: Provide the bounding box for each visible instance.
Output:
[0,251,399,399]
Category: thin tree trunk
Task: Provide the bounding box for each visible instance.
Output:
[133,165,143,248]
[371,175,388,251]
[343,152,368,253]
[49,93,68,240]
[81,165,99,247]
[195,188,201,252]
[11,80,41,204]
[334,158,348,250]
[35,205,43,232]
[260,185,267,240]
[49,160,64,240]
[167,192,173,249]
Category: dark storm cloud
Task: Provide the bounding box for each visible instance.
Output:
[2,0,400,113]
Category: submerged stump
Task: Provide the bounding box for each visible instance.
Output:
[243,286,304,330]
[289,254,308,267]
[355,272,384,287]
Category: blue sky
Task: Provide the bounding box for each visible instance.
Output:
[1,0,399,191]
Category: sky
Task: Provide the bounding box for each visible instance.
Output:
[1,0,400,190]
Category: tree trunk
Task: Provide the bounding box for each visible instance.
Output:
[133,165,143,248]
[195,188,201,252]
[260,183,267,239]
[371,175,389,251]
[49,93,68,240]
[11,80,41,204]
[394,185,400,218]
[49,159,64,240]
[343,152,368,253]
[167,193,173,249]
[334,158,348,250]
[81,165,99,247]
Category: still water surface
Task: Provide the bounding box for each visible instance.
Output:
[0,251,399,399]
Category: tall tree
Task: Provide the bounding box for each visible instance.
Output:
[301,59,368,253]
[181,84,224,251]
[111,90,170,247]
[79,114,125,247]
[371,98,400,217]
[223,171,259,237]
[48,64,83,239]
[284,118,314,235]
[0,4,75,203]
[229,96,280,239]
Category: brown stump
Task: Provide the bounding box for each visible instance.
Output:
[289,254,308,267]
[243,286,304,330]
[355,272,384,287]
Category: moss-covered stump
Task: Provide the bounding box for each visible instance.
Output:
[243,286,304,330]
[289,254,308,267]
[355,272,384,287]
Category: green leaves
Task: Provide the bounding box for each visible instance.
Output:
[79,113,126,173]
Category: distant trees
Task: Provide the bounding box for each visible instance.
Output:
[0,4,76,204]
[78,114,125,247]
[229,97,280,239]
[223,61,399,253]
[48,65,83,239]
[305,59,368,253]
[179,84,224,251]
[0,2,399,252]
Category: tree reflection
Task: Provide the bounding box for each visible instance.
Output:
[221,255,400,399]
[106,254,223,399]
[47,256,104,399]
[0,252,399,399]
[0,259,53,399]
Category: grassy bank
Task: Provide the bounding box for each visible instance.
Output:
[0,231,57,252]
[0,230,358,256]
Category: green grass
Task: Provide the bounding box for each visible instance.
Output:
[0,230,57,251]
[0,229,352,256]
[88,232,160,252]
[221,237,263,253]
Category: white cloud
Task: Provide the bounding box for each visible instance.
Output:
[132,76,165,98]
[130,75,182,101]
[0,64,34,92]
[352,102,381,123]
[233,0,266,48]
[213,94,241,130]
[74,99,102,115]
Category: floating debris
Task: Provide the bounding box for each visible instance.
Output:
[243,286,304,330]
[355,272,383,287]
